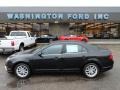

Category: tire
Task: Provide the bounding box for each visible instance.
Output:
[83,63,100,78]
[19,44,24,51]
[81,39,87,42]
[14,63,31,79]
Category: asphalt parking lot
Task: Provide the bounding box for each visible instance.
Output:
[0,44,120,90]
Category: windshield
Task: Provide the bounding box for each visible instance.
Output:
[10,32,26,36]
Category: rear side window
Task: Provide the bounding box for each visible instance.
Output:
[66,45,78,53]
[78,45,87,52]
[65,44,87,53]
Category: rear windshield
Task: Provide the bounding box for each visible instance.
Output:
[88,44,104,50]
[10,32,26,36]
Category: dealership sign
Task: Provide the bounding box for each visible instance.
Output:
[7,13,109,20]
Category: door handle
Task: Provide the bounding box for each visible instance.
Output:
[54,56,61,60]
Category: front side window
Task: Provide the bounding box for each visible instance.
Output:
[66,44,87,53]
[42,44,63,55]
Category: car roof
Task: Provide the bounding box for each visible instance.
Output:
[50,40,98,51]
[51,40,87,45]
[11,30,30,32]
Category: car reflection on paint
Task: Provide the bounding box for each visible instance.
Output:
[5,41,113,79]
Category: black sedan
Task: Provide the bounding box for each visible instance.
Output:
[5,41,114,79]
[36,34,58,43]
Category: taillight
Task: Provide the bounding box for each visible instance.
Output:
[11,41,15,46]
[108,53,113,61]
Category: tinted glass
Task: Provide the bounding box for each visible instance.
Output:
[78,45,87,52]
[42,44,63,55]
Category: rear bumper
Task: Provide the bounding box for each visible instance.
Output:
[0,47,15,53]
[101,64,113,72]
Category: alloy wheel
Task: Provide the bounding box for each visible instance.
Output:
[83,63,99,78]
[15,63,30,78]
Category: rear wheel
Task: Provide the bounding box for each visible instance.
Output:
[83,63,99,78]
[19,44,24,51]
[14,63,31,79]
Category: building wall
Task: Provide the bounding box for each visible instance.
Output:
[49,23,69,36]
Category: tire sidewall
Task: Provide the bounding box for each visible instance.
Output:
[14,63,31,79]
[19,45,24,51]
[83,63,99,78]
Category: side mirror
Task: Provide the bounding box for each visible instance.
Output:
[38,52,43,57]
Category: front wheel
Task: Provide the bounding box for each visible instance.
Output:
[14,63,31,79]
[83,63,100,78]
[81,39,87,42]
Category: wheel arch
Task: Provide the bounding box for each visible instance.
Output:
[19,42,24,47]
[82,58,102,71]
[12,61,32,73]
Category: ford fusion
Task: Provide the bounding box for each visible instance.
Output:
[5,41,114,79]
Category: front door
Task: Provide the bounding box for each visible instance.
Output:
[31,44,64,71]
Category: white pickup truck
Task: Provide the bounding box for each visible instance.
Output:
[0,31,36,53]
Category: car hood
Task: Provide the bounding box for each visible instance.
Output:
[8,49,34,59]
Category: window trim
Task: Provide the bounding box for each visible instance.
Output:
[27,32,31,37]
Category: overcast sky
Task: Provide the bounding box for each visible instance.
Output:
[0,0,120,6]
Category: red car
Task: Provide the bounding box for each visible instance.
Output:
[59,35,88,42]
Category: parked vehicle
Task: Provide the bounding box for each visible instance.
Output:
[59,35,88,42]
[36,34,58,43]
[0,32,6,38]
[86,33,94,39]
[5,41,114,79]
[0,30,36,53]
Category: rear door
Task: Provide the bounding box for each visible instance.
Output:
[61,44,88,70]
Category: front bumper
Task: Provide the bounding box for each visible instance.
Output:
[5,60,13,73]
[5,65,13,73]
